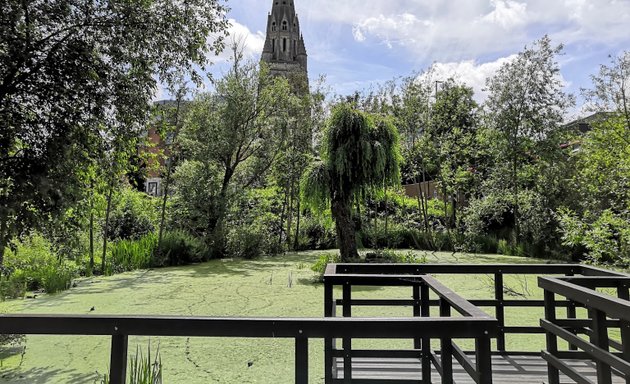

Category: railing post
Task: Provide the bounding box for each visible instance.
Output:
[413,284,421,350]
[618,282,630,384]
[109,334,128,384]
[566,273,578,351]
[324,279,334,383]
[295,337,308,384]
[439,299,453,384]
[544,290,560,384]
[476,334,492,384]
[590,308,612,384]
[494,272,505,351]
[343,281,352,383]
[421,282,431,384]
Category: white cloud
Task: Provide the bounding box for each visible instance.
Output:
[419,56,518,103]
[481,0,527,29]
[213,19,266,63]
[297,0,630,61]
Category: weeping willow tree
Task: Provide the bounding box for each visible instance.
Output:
[302,103,401,261]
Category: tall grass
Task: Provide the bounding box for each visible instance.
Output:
[100,344,163,384]
[108,233,157,274]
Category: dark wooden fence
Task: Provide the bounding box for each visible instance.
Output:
[540,275,630,384]
[324,263,628,383]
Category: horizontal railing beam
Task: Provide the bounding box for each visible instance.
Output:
[0,315,498,339]
[328,263,583,276]
[539,277,630,321]
[541,319,630,376]
[423,275,494,319]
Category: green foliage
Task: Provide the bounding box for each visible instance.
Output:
[301,103,402,261]
[224,187,285,259]
[152,231,210,267]
[497,239,525,257]
[1,234,76,297]
[177,52,292,254]
[300,161,331,212]
[0,0,229,266]
[365,249,428,264]
[310,253,341,276]
[296,214,337,251]
[559,209,629,266]
[108,233,157,274]
[108,189,158,241]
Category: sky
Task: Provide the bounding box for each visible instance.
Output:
[198,0,629,116]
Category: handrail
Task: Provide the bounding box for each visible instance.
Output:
[0,314,496,338]
[0,314,497,384]
[539,277,630,322]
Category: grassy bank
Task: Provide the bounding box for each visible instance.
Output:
[0,250,559,383]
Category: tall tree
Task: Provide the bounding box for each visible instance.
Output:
[0,0,229,265]
[559,51,630,264]
[301,103,401,261]
[430,80,478,229]
[484,35,574,242]
[177,45,291,254]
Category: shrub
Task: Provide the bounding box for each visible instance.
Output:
[311,253,341,277]
[108,192,157,241]
[497,239,525,257]
[2,234,77,296]
[152,230,209,266]
[297,214,336,251]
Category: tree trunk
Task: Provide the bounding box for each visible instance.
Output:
[157,95,183,258]
[89,193,94,274]
[0,211,8,267]
[421,167,430,232]
[101,179,114,275]
[287,181,294,249]
[156,160,174,259]
[278,190,287,249]
[384,185,389,247]
[512,146,520,242]
[293,199,301,251]
[331,195,359,262]
[208,167,234,255]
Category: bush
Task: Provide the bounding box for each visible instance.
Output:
[311,253,341,277]
[108,191,157,241]
[296,214,336,251]
[152,230,210,266]
[1,234,77,297]
[365,249,428,264]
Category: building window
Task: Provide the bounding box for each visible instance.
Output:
[283,38,287,51]
[282,21,288,30]
[272,39,275,53]
[272,22,276,31]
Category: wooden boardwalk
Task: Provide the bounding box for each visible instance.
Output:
[334,355,627,383]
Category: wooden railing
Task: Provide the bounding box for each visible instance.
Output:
[539,275,630,384]
[324,263,628,383]
[1,263,628,384]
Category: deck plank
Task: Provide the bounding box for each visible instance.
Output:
[334,355,626,383]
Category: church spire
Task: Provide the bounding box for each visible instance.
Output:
[261,0,308,78]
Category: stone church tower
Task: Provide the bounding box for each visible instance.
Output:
[261,0,308,83]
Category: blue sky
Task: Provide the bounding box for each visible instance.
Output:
[200,0,629,116]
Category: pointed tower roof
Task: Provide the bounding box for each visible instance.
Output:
[261,0,308,80]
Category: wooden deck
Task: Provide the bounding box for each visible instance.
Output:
[334,355,627,383]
